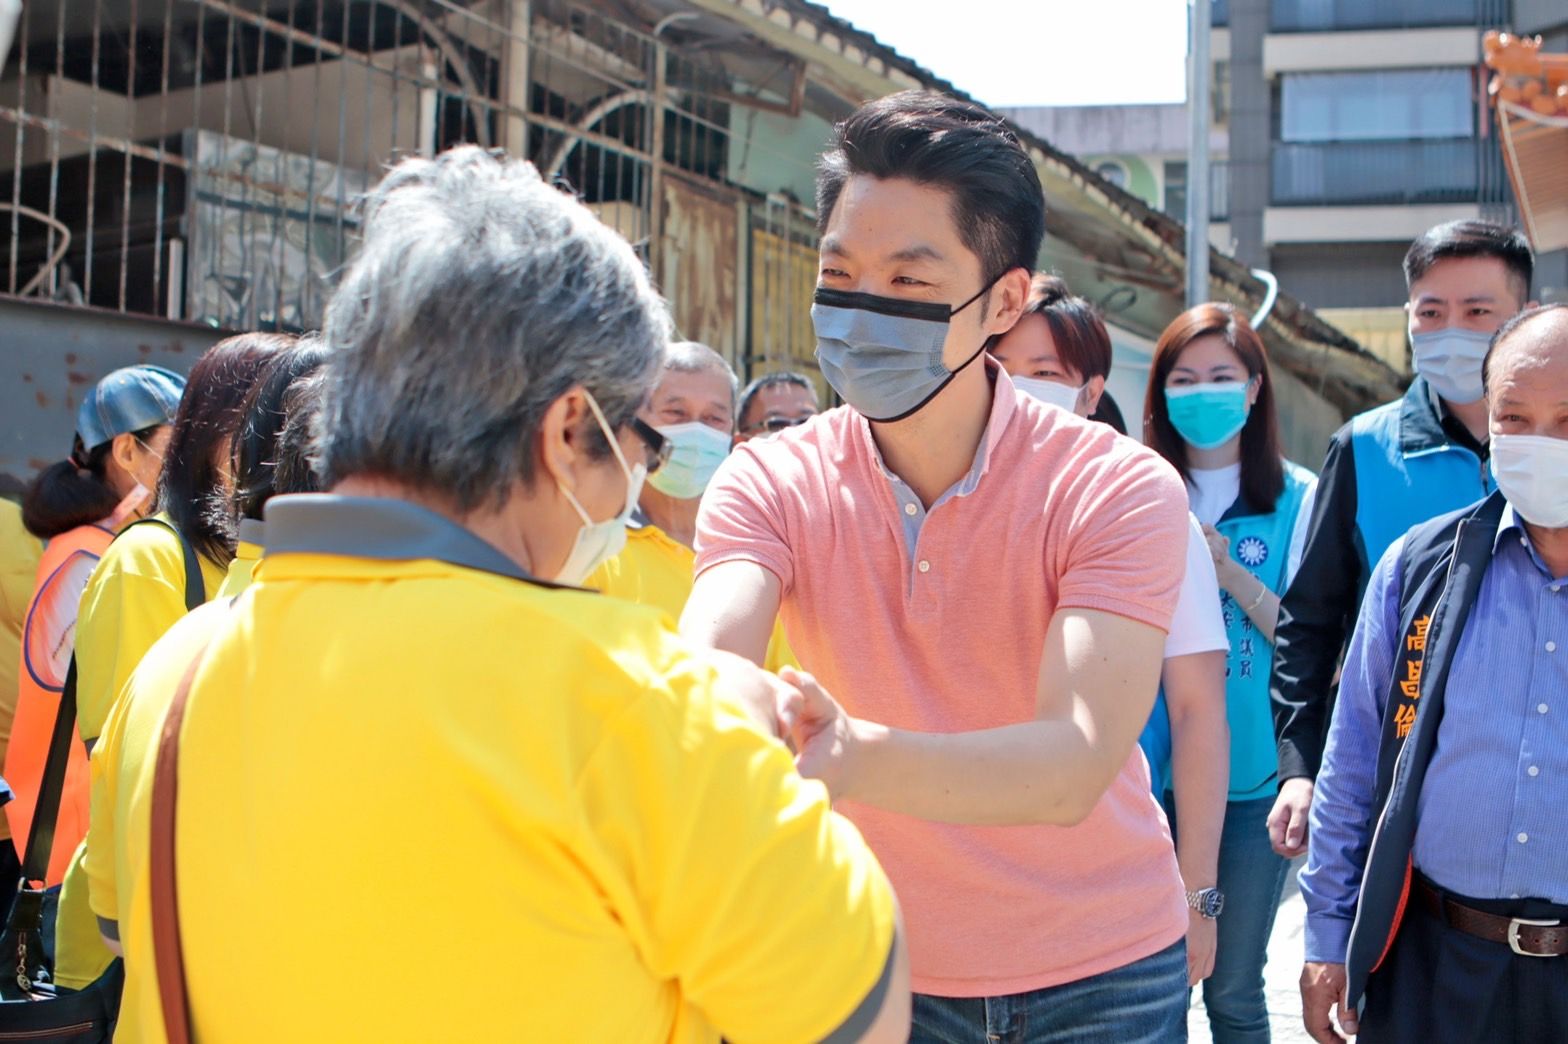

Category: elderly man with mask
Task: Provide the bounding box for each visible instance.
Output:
[589,341,797,671]
[83,147,908,1043]
[1299,304,1568,1043]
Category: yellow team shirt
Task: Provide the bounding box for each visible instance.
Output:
[92,496,895,1043]
[0,500,43,843]
[62,516,223,989]
[588,521,799,672]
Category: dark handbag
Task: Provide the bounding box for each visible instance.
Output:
[0,658,122,1040]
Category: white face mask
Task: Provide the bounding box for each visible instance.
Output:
[1410,327,1492,405]
[1491,433,1568,530]
[1011,375,1084,415]
[553,392,647,586]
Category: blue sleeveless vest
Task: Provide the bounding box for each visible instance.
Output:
[1348,379,1493,597]
[1215,460,1316,800]
[1139,460,1315,801]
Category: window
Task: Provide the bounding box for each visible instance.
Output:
[1095,161,1129,189]
[1280,69,1473,143]
[1164,161,1188,220]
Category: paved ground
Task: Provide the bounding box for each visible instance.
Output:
[1188,857,1313,1044]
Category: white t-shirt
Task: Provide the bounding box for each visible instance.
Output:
[1186,463,1318,587]
[1165,514,1228,658]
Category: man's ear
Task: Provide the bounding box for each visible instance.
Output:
[986,268,1033,335]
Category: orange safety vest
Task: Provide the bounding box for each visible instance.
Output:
[6,523,115,884]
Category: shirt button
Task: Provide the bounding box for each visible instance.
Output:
[904,502,917,516]
[1548,641,1558,653]
[1553,585,1563,594]
[1518,833,1530,844]
[1528,765,1540,777]
[917,560,931,574]
[1512,893,1522,900]
[1540,703,1551,715]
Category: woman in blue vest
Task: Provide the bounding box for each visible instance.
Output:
[1142,303,1317,1042]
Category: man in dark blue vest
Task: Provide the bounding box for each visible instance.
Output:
[1268,221,1536,858]
[1297,304,1568,1043]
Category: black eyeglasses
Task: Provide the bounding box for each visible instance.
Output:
[629,417,672,474]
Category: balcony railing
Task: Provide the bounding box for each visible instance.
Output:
[1269,0,1503,32]
[1271,138,1507,207]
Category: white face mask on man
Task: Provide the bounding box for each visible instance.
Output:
[552,391,647,585]
[1491,433,1568,529]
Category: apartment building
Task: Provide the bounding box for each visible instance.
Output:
[1006,0,1568,374]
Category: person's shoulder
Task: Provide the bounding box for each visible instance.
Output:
[1348,389,1410,438]
[1283,458,1319,490]
[121,599,234,720]
[735,407,851,465]
[100,517,187,576]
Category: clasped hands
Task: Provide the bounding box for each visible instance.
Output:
[705,651,860,794]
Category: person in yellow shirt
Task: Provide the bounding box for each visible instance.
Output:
[59,332,288,991]
[215,340,327,598]
[88,146,908,1043]
[589,342,799,670]
[0,493,42,893]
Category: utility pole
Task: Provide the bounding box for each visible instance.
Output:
[1186,0,1212,308]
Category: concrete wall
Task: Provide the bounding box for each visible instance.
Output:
[1263,27,1480,75]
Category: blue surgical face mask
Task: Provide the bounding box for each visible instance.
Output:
[812,283,994,422]
[646,422,731,500]
[1164,382,1252,451]
[1410,327,1492,405]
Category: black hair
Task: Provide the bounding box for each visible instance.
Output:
[21,425,163,539]
[1403,220,1534,304]
[161,332,293,565]
[1089,390,1128,436]
[816,91,1046,293]
[1482,302,1568,395]
[738,371,818,430]
[229,341,330,525]
[1023,274,1114,382]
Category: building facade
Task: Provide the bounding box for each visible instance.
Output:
[1008,0,1568,377]
[0,0,1401,477]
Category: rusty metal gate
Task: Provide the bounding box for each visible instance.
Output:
[1,0,838,475]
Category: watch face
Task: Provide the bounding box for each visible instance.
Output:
[1204,891,1225,918]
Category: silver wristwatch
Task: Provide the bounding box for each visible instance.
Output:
[1186,887,1225,919]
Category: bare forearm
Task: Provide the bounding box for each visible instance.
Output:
[841,718,1123,827]
[1221,566,1279,642]
[1168,703,1228,889]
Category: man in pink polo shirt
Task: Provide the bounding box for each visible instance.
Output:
[682,91,1194,1040]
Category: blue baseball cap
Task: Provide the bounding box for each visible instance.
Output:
[75,365,187,453]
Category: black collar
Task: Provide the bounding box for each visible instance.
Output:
[1398,376,1486,460]
[263,494,573,589]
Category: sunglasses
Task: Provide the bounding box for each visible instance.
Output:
[629,417,672,474]
[745,416,811,435]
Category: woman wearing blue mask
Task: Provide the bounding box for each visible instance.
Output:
[1142,303,1317,1043]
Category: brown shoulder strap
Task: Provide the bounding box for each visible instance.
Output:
[149,642,212,1044]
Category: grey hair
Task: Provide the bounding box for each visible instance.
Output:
[315,146,670,510]
[663,340,739,411]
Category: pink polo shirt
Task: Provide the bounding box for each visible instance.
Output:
[695,365,1191,997]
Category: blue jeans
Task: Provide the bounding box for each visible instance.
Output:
[911,939,1188,1043]
[1165,794,1289,1044]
